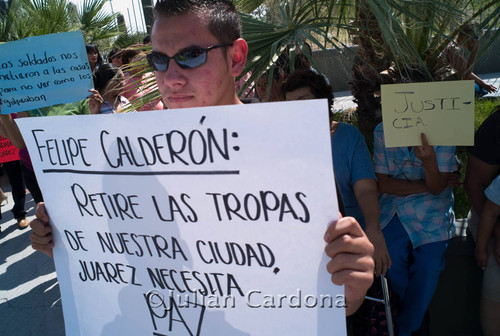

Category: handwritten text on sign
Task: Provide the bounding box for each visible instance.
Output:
[0,135,20,163]
[381,80,474,147]
[0,31,93,114]
[17,101,345,336]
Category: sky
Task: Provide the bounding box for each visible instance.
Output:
[70,0,148,34]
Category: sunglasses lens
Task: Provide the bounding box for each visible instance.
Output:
[176,48,207,69]
[147,53,168,72]
[147,44,223,72]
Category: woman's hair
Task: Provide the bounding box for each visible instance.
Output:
[86,44,103,68]
[121,46,143,66]
[108,47,122,63]
[93,63,123,93]
[281,69,334,108]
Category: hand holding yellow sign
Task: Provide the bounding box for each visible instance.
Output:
[381,80,474,147]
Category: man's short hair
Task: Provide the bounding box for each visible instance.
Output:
[154,0,241,43]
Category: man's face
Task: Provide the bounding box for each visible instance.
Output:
[151,13,238,109]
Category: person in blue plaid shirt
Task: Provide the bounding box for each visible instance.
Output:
[372,122,461,336]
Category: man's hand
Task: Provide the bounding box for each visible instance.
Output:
[29,202,54,258]
[324,216,374,315]
[365,227,391,276]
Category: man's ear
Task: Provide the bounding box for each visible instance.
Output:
[229,38,248,77]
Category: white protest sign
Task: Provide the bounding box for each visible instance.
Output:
[17,100,345,336]
[0,31,93,114]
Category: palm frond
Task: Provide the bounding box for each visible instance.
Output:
[78,0,119,43]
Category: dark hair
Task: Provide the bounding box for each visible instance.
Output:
[108,47,122,63]
[154,0,241,43]
[143,35,151,44]
[93,63,122,92]
[121,47,142,65]
[86,44,103,68]
[281,70,334,108]
[85,44,99,54]
[294,43,313,71]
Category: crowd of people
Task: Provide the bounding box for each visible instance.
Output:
[0,0,498,335]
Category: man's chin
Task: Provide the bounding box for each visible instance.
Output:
[165,96,199,109]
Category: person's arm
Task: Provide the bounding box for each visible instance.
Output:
[0,117,8,139]
[373,127,428,196]
[376,171,457,196]
[373,129,449,196]
[376,173,429,196]
[469,72,497,93]
[446,43,470,79]
[324,216,374,316]
[462,39,497,92]
[448,39,477,79]
[354,178,391,276]
[0,114,26,149]
[448,40,497,93]
[463,39,479,77]
[464,154,499,214]
[476,199,500,269]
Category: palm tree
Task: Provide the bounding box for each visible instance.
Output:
[0,0,21,41]
[16,0,74,36]
[235,0,500,137]
[76,0,119,43]
[350,0,500,139]
[237,0,357,98]
[0,0,75,41]
[0,0,120,43]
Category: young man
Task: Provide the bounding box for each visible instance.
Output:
[29,0,374,316]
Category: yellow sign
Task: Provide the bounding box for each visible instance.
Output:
[381,80,474,147]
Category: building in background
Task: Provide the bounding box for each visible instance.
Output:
[141,0,154,34]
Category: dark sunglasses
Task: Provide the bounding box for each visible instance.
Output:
[147,42,233,72]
